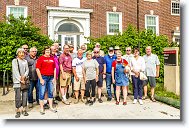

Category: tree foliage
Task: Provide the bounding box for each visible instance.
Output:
[86,25,176,83]
[0,15,53,73]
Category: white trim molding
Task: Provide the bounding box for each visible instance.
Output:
[47,6,93,46]
[106,11,122,35]
[171,0,180,16]
[145,14,159,35]
[144,0,159,2]
[6,5,28,18]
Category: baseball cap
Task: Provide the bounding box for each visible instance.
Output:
[109,47,114,51]
[68,44,74,48]
[114,46,120,50]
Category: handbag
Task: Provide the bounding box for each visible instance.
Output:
[17,59,30,90]
[139,72,148,80]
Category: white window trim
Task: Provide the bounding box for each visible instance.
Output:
[144,0,159,2]
[106,12,122,35]
[171,0,180,16]
[145,14,159,35]
[6,5,28,18]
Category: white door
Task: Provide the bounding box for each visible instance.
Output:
[62,35,77,52]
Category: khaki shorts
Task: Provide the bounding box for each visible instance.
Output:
[60,72,71,88]
[74,77,85,91]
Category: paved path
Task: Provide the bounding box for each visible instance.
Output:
[0,87,180,119]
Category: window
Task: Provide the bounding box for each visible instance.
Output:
[171,0,180,15]
[6,6,27,18]
[145,15,159,35]
[107,12,122,35]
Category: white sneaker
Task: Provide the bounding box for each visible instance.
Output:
[133,99,137,104]
[139,99,143,105]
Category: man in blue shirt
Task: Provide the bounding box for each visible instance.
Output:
[93,48,106,103]
[104,47,117,101]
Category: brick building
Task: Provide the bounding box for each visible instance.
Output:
[0,0,180,51]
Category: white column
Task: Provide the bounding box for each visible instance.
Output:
[84,18,90,44]
[48,15,54,40]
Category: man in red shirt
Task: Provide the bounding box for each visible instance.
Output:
[59,45,72,105]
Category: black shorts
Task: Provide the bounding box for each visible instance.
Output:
[97,74,103,87]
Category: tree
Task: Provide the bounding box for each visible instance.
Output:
[0,15,53,74]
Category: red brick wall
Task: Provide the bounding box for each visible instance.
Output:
[81,0,138,38]
[0,0,180,41]
[0,0,58,35]
[139,0,180,42]
[81,0,180,42]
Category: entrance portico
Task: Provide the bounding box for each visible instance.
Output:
[47,6,93,51]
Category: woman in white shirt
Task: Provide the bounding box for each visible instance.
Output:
[131,48,145,105]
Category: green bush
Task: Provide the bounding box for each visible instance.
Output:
[86,25,172,83]
[0,15,53,74]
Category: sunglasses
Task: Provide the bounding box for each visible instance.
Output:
[24,48,28,49]
[94,51,99,53]
[126,50,131,51]
[31,51,37,52]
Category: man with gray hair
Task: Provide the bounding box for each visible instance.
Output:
[143,46,160,102]
[25,47,39,108]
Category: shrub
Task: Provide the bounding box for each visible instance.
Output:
[0,15,53,74]
[86,25,171,83]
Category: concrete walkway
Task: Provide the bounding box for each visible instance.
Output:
[0,88,180,119]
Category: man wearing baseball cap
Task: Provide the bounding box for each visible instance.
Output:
[114,46,120,55]
[104,47,117,101]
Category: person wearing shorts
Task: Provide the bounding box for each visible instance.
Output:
[59,45,72,105]
[92,48,106,103]
[72,49,86,104]
[143,46,160,102]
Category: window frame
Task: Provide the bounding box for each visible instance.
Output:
[145,14,159,35]
[6,5,28,18]
[171,0,180,16]
[106,11,122,35]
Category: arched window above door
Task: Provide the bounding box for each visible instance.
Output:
[58,23,80,32]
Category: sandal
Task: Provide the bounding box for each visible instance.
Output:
[22,111,29,116]
[115,101,119,105]
[40,109,45,115]
[123,102,127,105]
[15,112,21,118]
[151,97,156,102]
[50,108,57,113]
[142,96,148,100]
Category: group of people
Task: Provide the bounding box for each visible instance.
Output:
[12,42,160,118]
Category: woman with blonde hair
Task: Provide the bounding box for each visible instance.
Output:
[82,51,99,106]
[112,50,129,105]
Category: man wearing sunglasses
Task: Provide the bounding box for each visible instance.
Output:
[93,43,105,57]
[92,48,106,103]
[122,47,134,95]
[22,44,29,58]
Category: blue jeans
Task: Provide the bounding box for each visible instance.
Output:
[132,75,143,99]
[39,75,54,100]
[106,73,116,99]
[28,80,39,103]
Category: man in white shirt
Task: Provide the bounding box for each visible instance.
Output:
[122,47,134,66]
[143,46,160,102]
[72,49,86,104]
